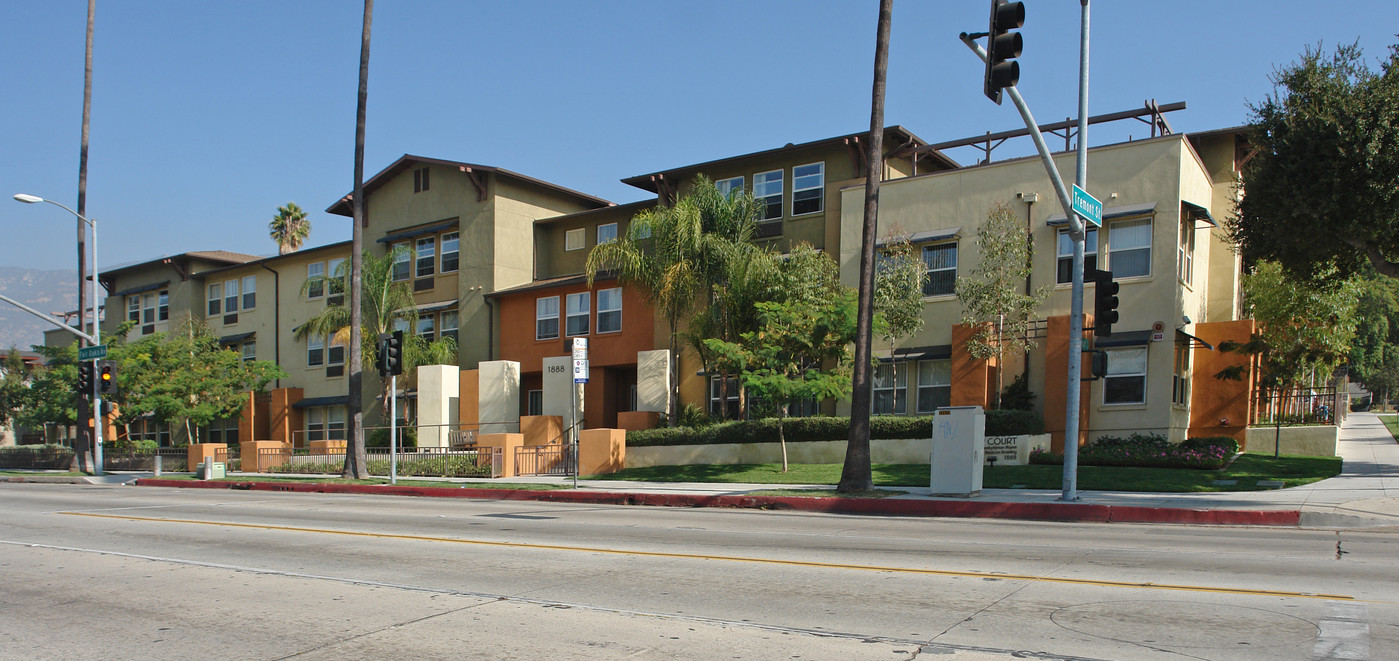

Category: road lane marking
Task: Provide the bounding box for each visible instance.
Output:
[59,511,1356,601]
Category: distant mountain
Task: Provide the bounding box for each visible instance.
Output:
[0,267,80,351]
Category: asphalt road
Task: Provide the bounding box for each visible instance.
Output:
[1,483,1395,660]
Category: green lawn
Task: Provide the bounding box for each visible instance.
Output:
[1380,414,1399,441]
[148,475,565,490]
[587,453,1341,493]
[0,471,86,477]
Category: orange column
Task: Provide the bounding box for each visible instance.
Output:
[459,369,479,428]
[1042,314,1092,452]
[269,387,304,447]
[238,391,256,444]
[1187,319,1256,445]
[578,428,626,475]
[951,323,996,408]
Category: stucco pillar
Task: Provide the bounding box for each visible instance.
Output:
[636,349,670,414]
[1187,319,1255,444]
[578,428,625,475]
[269,387,303,447]
[478,360,521,434]
[542,355,572,420]
[475,433,524,478]
[951,323,997,408]
[1043,315,1091,452]
[417,364,460,449]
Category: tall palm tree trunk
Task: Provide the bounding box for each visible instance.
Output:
[839,0,892,493]
[72,0,96,472]
[345,0,373,479]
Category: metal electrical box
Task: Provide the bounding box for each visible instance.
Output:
[930,406,985,496]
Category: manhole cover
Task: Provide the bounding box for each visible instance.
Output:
[1050,600,1317,649]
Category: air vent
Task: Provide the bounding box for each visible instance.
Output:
[142,324,155,335]
[326,365,345,378]
[223,314,238,325]
[756,221,783,238]
[414,278,434,292]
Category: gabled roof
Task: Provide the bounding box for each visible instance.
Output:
[534,199,657,226]
[485,272,618,299]
[99,250,261,281]
[620,126,959,193]
[193,240,354,278]
[326,154,613,217]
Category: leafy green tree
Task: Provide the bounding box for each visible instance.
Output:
[872,230,926,407]
[269,202,312,255]
[7,344,79,434]
[954,203,1049,408]
[1231,41,1399,281]
[0,347,31,428]
[705,246,857,471]
[1348,273,1399,408]
[297,248,458,424]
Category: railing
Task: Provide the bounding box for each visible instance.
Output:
[102,447,187,472]
[1251,386,1339,427]
[248,446,503,479]
[515,444,573,477]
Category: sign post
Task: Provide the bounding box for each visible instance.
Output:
[571,338,588,487]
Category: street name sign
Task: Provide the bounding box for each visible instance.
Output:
[79,345,107,361]
[1071,184,1102,228]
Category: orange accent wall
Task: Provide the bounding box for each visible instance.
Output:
[459,369,479,426]
[1187,319,1255,444]
[268,388,304,447]
[1043,315,1091,452]
[495,282,655,374]
[951,323,997,408]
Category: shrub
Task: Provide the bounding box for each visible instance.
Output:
[368,427,417,449]
[1180,436,1240,455]
[626,411,1047,447]
[1029,432,1232,470]
[0,444,75,469]
[999,373,1035,411]
[986,409,1044,436]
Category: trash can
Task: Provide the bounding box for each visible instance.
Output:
[930,406,984,496]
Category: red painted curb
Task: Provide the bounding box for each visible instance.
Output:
[130,479,1300,526]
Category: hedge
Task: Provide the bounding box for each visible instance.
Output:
[1029,434,1237,470]
[0,444,75,469]
[625,411,1045,448]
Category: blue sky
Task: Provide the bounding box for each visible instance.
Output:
[3,1,1397,273]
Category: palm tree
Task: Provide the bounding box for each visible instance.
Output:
[345,0,374,478]
[269,202,312,255]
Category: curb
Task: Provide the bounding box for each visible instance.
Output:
[132,478,1302,527]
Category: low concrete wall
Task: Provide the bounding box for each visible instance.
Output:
[1245,425,1339,457]
[625,434,1051,468]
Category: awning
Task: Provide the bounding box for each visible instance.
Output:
[878,227,959,248]
[1177,328,1214,351]
[111,280,170,297]
[218,332,255,345]
[1094,330,1152,348]
[377,219,459,244]
[292,395,350,409]
[1047,201,1157,226]
[877,345,952,362]
[1181,200,1218,227]
[415,300,458,314]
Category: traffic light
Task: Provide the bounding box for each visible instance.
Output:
[76,361,95,399]
[983,0,1025,104]
[1089,350,1109,379]
[98,361,117,397]
[375,334,389,374]
[1089,268,1120,337]
[379,330,404,376]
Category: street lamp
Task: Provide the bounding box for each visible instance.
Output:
[14,193,104,475]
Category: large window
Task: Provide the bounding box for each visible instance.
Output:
[206,416,239,445]
[440,310,459,344]
[1178,218,1195,285]
[417,315,435,342]
[1057,227,1098,284]
[141,293,156,324]
[207,283,222,316]
[306,408,325,442]
[715,176,744,198]
[391,243,410,281]
[242,340,256,363]
[128,295,140,322]
[565,228,585,251]
[916,360,951,413]
[1109,218,1152,278]
[922,243,958,296]
[242,276,256,310]
[596,223,617,245]
[307,262,324,299]
[791,162,824,215]
[709,375,739,419]
[307,335,324,367]
[224,279,239,314]
[416,236,436,278]
[872,362,907,414]
[566,292,590,336]
[328,406,346,439]
[1173,338,1190,406]
[536,296,559,340]
[441,232,459,273]
[754,169,783,220]
[328,337,345,367]
[327,257,346,304]
[158,290,169,321]
[1104,346,1148,405]
[597,287,622,333]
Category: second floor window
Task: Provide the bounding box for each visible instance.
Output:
[128,295,140,322]
[307,335,324,367]
[391,243,410,281]
[242,276,256,310]
[566,292,590,336]
[142,293,156,324]
[441,232,459,272]
[536,296,559,340]
[413,167,430,193]
[328,337,345,367]
[1057,227,1098,284]
[1109,218,1152,278]
[207,283,222,316]
[224,279,239,313]
[1178,218,1195,285]
[922,243,957,297]
[792,162,824,215]
[565,228,584,251]
[597,287,622,333]
[307,262,324,299]
[327,258,346,303]
[715,176,743,198]
[417,236,436,278]
[597,223,617,245]
[440,310,459,343]
[158,290,169,321]
[754,170,783,220]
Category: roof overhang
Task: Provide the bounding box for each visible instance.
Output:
[1047,201,1157,226]
[1181,200,1218,227]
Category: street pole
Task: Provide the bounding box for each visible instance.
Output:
[89,215,103,476]
[390,373,397,485]
[1062,0,1092,501]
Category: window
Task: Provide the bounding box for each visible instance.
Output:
[128,295,140,322]
[597,223,618,245]
[1178,218,1195,285]
[1109,218,1152,278]
[536,296,559,340]
[754,170,783,220]
[417,315,435,342]
[566,292,590,336]
[440,310,458,343]
[709,375,740,419]
[158,290,169,321]
[307,335,324,367]
[915,360,952,413]
[142,293,156,324]
[242,276,256,310]
[1104,346,1148,405]
[391,243,410,281]
[597,287,622,333]
[792,162,824,215]
[1057,227,1098,284]
[632,220,651,240]
[207,416,239,445]
[528,390,543,416]
[392,318,410,334]
[413,166,430,193]
[207,283,222,316]
[241,341,256,362]
[306,408,325,442]
[328,406,346,440]
[922,243,958,296]
[715,176,744,198]
[416,236,436,278]
[1173,338,1190,406]
[307,262,324,299]
[441,232,459,272]
[872,363,907,414]
[565,228,585,251]
[327,257,346,304]
[224,279,239,313]
[328,336,345,367]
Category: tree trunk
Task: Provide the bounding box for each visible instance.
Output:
[668,320,680,426]
[778,406,788,473]
[71,0,96,474]
[345,0,373,479]
[838,0,892,494]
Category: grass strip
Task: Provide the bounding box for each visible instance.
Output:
[147,474,565,490]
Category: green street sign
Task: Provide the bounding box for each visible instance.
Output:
[78,345,107,361]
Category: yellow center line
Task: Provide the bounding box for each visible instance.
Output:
[61,511,1354,601]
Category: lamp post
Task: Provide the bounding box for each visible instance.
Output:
[14,193,104,475]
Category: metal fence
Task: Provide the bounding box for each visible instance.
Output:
[247,446,503,479]
[102,447,187,472]
[1251,386,1340,427]
[515,444,573,477]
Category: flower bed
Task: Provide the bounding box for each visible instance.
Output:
[1029,434,1238,470]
